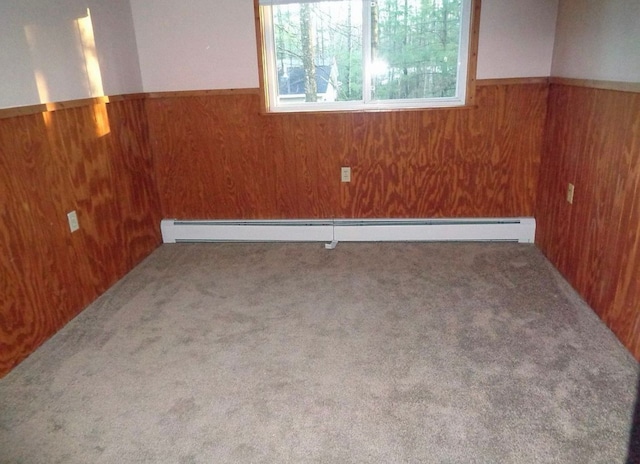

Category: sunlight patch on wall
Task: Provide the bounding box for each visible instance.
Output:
[76,9,104,99]
[25,29,53,127]
[24,9,110,135]
[92,100,111,138]
[24,27,50,105]
[77,9,110,137]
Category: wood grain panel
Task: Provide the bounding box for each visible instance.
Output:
[0,99,161,377]
[107,100,163,269]
[550,77,640,94]
[147,94,287,218]
[0,94,146,120]
[150,83,548,220]
[0,113,81,371]
[536,84,640,359]
[477,77,549,86]
[342,84,548,218]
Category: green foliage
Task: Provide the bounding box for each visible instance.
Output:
[374,0,461,99]
[271,0,462,103]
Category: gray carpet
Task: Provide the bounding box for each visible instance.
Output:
[0,242,638,463]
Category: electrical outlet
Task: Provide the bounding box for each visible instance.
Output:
[567,183,575,204]
[67,210,80,233]
[341,166,351,183]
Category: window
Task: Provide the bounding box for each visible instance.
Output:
[257,0,477,112]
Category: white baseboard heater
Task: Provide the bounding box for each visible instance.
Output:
[161,217,535,245]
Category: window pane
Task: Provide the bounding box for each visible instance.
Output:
[371,0,461,101]
[272,1,363,105]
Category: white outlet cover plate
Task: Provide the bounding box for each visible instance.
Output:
[341,167,351,182]
[567,183,575,204]
[67,211,80,233]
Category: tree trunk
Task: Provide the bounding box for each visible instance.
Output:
[371,0,379,60]
[371,0,380,98]
[402,0,409,98]
[346,2,352,99]
[301,4,317,102]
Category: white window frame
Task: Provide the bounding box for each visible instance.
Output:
[258,0,475,113]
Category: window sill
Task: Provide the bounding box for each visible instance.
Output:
[259,103,478,116]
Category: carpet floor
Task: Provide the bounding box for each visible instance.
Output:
[1,242,638,463]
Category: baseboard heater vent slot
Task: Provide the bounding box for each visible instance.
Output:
[161,218,535,244]
[162,220,334,243]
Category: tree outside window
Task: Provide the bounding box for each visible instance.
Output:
[259,0,473,112]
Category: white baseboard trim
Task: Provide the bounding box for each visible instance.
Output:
[161,220,334,243]
[161,218,536,244]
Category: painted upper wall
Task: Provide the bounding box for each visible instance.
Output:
[476,0,559,79]
[0,0,142,109]
[130,0,559,92]
[0,0,561,107]
[129,0,259,92]
[552,0,640,82]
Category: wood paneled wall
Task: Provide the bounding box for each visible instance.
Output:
[536,84,640,358]
[148,83,548,219]
[0,99,162,376]
[0,82,548,377]
[4,80,639,373]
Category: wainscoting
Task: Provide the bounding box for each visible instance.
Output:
[536,83,640,358]
[146,82,548,220]
[0,98,162,375]
[3,78,640,376]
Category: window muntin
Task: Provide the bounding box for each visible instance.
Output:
[259,0,473,112]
